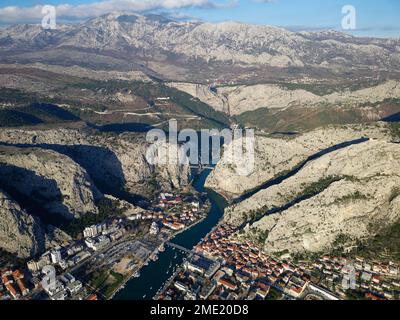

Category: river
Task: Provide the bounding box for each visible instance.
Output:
[112,134,370,299]
[113,168,228,300]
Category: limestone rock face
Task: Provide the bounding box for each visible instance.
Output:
[0,146,100,220]
[2,12,399,80]
[229,140,400,255]
[0,128,190,197]
[0,189,45,258]
[169,81,400,116]
[205,124,392,198]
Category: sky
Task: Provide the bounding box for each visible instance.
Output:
[0,0,399,38]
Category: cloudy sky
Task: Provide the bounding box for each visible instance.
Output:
[0,0,399,38]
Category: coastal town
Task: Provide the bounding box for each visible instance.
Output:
[0,191,207,300]
[2,187,400,301]
[156,224,400,301]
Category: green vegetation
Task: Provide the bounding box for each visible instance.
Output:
[89,269,125,299]
[332,234,353,251]
[266,286,284,300]
[300,176,342,197]
[351,221,400,262]
[243,205,274,224]
[0,88,40,106]
[389,122,400,140]
[333,191,368,205]
[90,270,109,289]
[279,80,384,96]
[235,105,371,132]
[0,103,80,127]
[0,248,26,267]
[256,230,269,246]
[0,109,43,127]
[72,79,230,128]
[103,271,125,298]
[63,197,124,238]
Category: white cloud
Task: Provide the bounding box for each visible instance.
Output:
[0,0,234,24]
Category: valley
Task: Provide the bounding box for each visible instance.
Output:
[0,11,399,302]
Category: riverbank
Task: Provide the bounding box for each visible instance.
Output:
[113,169,228,300]
[109,210,208,300]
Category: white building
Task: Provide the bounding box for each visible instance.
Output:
[83,223,107,238]
[150,222,159,235]
[50,248,62,264]
[85,235,110,251]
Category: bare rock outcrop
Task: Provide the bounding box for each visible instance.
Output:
[205,123,392,198]
[0,189,45,258]
[168,80,400,116]
[230,140,400,255]
[0,146,101,220]
[0,128,190,197]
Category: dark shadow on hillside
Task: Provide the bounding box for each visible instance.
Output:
[382,112,400,122]
[233,137,369,204]
[26,103,81,121]
[89,122,155,133]
[0,164,73,225]
[0,142,149,206]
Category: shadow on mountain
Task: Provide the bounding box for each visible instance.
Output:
[0,142,149,206]
[90,122,155,133]
[0,109,43,127]
[0,164,73,225]
[0,103,80,128]
[381,112,400,122]
[234,137,369,204]
[24,103,80,122]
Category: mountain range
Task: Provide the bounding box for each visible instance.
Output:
[1,12,400,83]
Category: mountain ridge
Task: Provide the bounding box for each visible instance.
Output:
[1,12,399,83]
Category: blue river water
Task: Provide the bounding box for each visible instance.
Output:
[113,169,227,300]
[112,135,371,300]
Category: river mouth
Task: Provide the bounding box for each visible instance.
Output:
[113,169,228,300]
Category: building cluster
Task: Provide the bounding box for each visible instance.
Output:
[191,224,313,299]
[0,269,29,300]
[158,193,183,207]
[23,219,129,300]
[127,193,203,232]
[159,225,311,300]
[42,272,83,300]
[158,193,204,232]
[303,255,400,300]
[159,223,400,301]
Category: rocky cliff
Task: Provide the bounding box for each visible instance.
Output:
[168,80,400,116]
[0,189,45,258]
[0,145,101,220]
[205,123,392,198]
[1,12,399,83]
[0,127,190,258]
[227,140,400,255]
[0,127,190,197]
